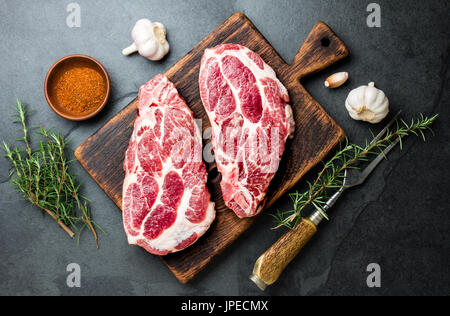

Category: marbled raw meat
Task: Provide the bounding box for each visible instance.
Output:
[199,44,295,218]
[123,74,215,255]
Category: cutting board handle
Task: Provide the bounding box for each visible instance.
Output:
[288,21,349,81]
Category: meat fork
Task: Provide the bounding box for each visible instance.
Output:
[250,112,403,291]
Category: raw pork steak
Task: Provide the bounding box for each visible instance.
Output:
[123,74,215,255]
[199,44,295,218]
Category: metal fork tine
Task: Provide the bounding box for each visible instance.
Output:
[359,135,403,183]
[369,111,402,146]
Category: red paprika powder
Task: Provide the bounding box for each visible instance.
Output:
[55,66,106,113]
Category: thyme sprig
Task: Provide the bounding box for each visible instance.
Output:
[3,100,101,247]
[272,113,438,230]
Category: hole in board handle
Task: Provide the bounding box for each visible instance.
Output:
[321,37,330,47]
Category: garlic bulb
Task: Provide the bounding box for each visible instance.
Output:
[345,82,389,124]
[122,19,170,61]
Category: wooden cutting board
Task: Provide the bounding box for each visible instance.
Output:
[75,12,348,283]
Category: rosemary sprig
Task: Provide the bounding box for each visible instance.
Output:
[3,100,101,247]
[272,113,438,230]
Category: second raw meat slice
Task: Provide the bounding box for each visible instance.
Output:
[199,44,295,218]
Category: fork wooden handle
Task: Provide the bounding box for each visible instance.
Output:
[250,218,317,290]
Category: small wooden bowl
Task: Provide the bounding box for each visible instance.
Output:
[44,54,110,121]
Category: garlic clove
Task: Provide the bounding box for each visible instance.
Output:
[138,40,159,59]
[131,19,154,43]
[324,72,348,88]
[150,42,170,61]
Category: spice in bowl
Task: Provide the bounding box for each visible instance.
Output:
[56,66,106,113]
[45,54,110,121]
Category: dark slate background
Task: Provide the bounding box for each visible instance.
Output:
[0,0,449,296]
